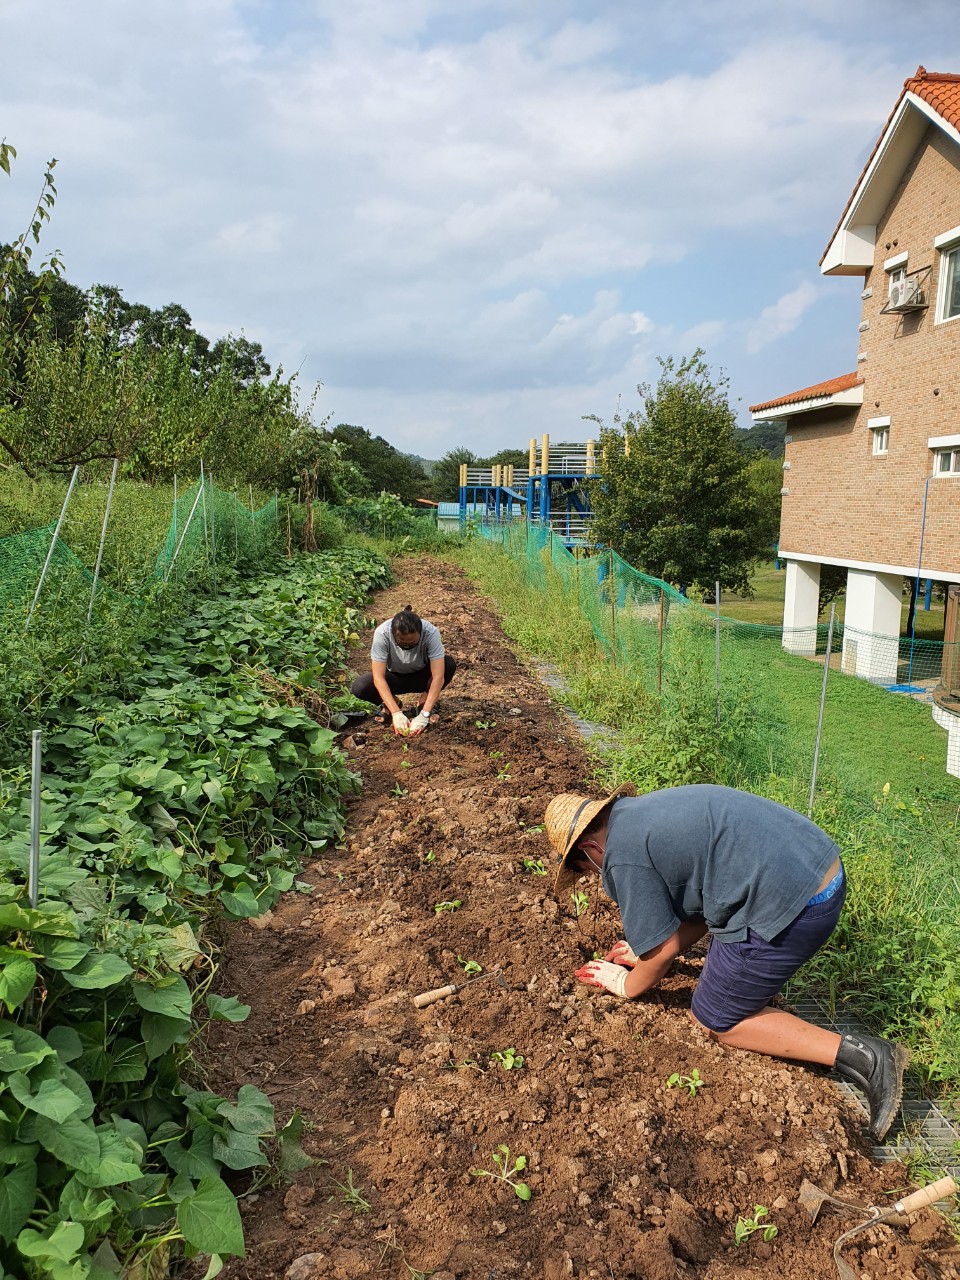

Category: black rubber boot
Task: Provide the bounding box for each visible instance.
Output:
[833,1033,910,1141]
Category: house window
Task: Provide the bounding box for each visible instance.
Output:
[934,447,960,475]
[887,265,905,301]
[939,245,960,322]
[872,427,889,456]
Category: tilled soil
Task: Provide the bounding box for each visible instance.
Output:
[202,557,960,1280]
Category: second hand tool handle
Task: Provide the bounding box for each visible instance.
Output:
[413,984,458,1008]
[893,1176,957,1216]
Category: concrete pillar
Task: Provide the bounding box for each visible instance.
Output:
[841,569,902,684]
[782,560,820,656]
[932,704,960,778]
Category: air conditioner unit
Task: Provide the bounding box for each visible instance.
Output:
[888,276,922,309]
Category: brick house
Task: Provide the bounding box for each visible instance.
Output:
[750,67,960,774]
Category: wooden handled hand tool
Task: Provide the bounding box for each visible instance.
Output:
[413,969,501,1008]
[832,1176,957,1280]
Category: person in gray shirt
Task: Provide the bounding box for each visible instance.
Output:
[545,783,909,1141]
[351,604,457,736]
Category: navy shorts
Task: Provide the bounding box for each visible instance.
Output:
[690,868,846,1033]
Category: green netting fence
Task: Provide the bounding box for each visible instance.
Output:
[477,521,960,797]
[0,479,281,618]
[480,521,959,696]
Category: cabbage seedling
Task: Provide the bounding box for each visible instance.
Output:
[666,1068,705,1097]
[470,1144,532,1201]
[734,1206,777,1246]
[490,1047,524,1071]
[570,890,589,917]
[457,955,482,975]
[434,899,462,914]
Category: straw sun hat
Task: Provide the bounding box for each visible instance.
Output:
[545,782,636,899]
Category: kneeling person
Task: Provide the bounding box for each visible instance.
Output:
[352,604,457,736]
[545,783,909,1141]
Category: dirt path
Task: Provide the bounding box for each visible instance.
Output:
[203,557,959,1280]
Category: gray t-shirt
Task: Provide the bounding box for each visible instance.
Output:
[370,618,444,674]
[601,785,840,952]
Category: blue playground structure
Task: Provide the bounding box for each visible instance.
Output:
[458,435,599,548]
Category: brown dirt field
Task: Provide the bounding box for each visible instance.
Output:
[200,556,960,1280]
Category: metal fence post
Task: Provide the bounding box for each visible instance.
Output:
[808,603,837,818]
[29,730,41,907]
[26,465,80,628]
[87,458,119,623]
[714,579,721,724]
[164,482,206,581]
[657,588,665,698]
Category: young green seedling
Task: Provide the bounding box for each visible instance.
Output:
[422,850,436,864]
[490,1047,524,1071]
[457,955,483,975]
[391,782,407,797]
[666,1068,705,1097]
[470,1144,532,1201]
[476,719,496,730]
[522,857,547,875]
[734,1206,777,1247]
[496,763,511,781]
[570,889,589,917]
[434,899,462,914]
[333,1169,371,1213]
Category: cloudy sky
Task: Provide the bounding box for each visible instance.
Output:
[3,0,958,459]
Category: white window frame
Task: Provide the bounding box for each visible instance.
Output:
[934,447,960,476]
[871,426,889,456]
[934,226,960,324]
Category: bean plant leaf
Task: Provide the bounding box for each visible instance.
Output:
[7,1071,85,1122]
[155,921,202,971]
[0,952,36,1011]
[220,885,261,918]
[216,1085,274,1136]
[45,1025,84,1063]
[34,1113,100,1170]
[0,901,77,937]
[35,937,91,972]
[0,1022,56,1072]
[16,1219,85,1261]
[176,1175,245,1257]
[205,994,251,1022]
[277,1111,313,1175]
[62,952,133,989]
[73,1127,144,1187]
[0,1157,37,1243]
[141,1011,191,1061]
[132,975,192,1020]
[212,1129,268,1170]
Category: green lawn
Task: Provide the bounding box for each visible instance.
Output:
[720,562,947,641]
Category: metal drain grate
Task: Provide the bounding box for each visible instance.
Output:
[790,995,960,1198]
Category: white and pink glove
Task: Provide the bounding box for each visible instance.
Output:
[604,940,639,967]
[392,711,410,735]
[408,712,431,735]
[574,961,629,997]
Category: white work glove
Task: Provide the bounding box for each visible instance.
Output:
[408,712,430,735]
[574,961,629,997]
[604,940,638,967]
[392,711,410,735]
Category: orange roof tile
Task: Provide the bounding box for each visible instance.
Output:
[749,372,862,413]
[821,67,960,266]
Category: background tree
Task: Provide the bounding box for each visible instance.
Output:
[329,423,429,503]
[589,351,770,595]
[735,419,786,458]
[431,447,477,501]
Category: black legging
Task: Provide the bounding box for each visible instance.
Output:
[351,656,458,706]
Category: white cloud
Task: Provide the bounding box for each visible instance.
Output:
[746,280,819,353]
[2,0,959,455]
